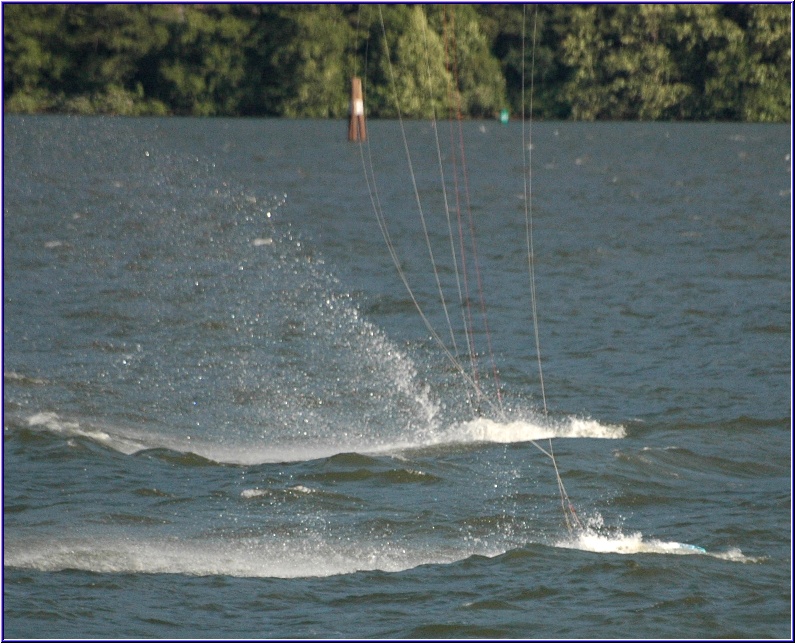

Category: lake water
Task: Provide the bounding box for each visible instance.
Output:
[2,116,791,638]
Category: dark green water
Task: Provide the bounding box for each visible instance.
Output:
[3,116,790,638]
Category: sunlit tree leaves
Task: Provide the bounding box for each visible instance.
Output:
[2,3,790,121]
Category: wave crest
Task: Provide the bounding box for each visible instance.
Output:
[19,409,625,466]
[453,415,625,444]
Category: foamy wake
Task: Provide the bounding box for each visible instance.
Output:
[554,515,760,563]
[451,415,626,444]
[22,411,426,464]
[26,412,149,455]
[3,534,508,579]
[5,525,758,580]
[558,530,709,556]
[23,412,330,464]
[21,411,624,465]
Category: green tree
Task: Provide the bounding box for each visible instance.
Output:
[155,5,253,116]
[426,5,507,118]
[741,4,791,122]
[560,5,693,120]
[606,5,694,120]
[476,4,569,119]
[362,5,506,119]
[557,5,615,119]
[365,4,453,119]
[4,4,71,112]
[663,4,790,121]
[265,5,353,118]
[2,3,790,121]
[62,4,173,115]
[672,4,750,120]
[4,4,173,114]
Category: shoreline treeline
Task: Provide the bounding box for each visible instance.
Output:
[3,4,790,121]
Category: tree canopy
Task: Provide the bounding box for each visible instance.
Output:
[3,3,790,121]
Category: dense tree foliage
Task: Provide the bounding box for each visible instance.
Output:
[3,3,790,121]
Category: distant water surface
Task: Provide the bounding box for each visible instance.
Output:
[3,116,791,638]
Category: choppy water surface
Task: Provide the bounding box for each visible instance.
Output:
[3,116,791,638]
